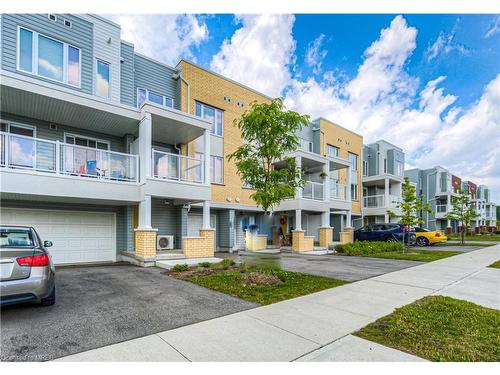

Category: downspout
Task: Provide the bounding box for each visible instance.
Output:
[179,72,191,114]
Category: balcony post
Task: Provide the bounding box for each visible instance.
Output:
[446,194,451,228]
[384,177,390,209]
[323,163,329,201]
[138,194,152,229]
[296,156,302,199]
[139,112,152,182]
[55,140,60,174]
[202,200,211,229]
[295,209,302,231]
[204,129,211,185]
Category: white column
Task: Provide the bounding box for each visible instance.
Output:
[446,194,451,227]
[323,162,330,201]
[296,156,302,199]
[295,209,302,231]
[321,211,329,227]
[346,166,352,228]
[139,112,152,182]
[384,177,390,208]
[204,129,211,185]
[138,195,152,229]
[202,200,211,229]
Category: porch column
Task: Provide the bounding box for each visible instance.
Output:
[202,200,211,229]
[446,194,451,228]
[384,177,390,208]
[204,129,211,185]
[321,211,329,227]
[135,194,157,260]
[295,209,302,231]
[296,156,302,199]
[346,165,352,228]
[138,195,152,229]
[138,112,152,182]
[323,163,330,201]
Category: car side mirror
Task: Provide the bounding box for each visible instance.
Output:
[44,241,53,248]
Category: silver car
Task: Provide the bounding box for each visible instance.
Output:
[0,226,56,306]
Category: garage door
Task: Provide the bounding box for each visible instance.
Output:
[187,214,216,237]
[0,208,115,265]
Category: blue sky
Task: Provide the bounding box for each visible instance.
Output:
[109,13,500,201]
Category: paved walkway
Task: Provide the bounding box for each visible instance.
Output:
[57,245,500,362]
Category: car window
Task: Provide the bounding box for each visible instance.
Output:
[372,225,384,231]
[0,229,35,247]
[362,225,372,231]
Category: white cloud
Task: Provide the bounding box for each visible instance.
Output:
[210,14,295,97]
[425,21,470,62]
[485,15,500,38]
[109,14,208,66]
[304,34,328,75]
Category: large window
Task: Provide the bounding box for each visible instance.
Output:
[351,183,358,200]
[362,160,368,176]
[348,152,358,171]
[210,155,223,184]
[195,102,223,137]
[17,27,81,87]
[327,144,339,157]
[137,88,174,109]
[395,160,404,177]
[96,60,110,98]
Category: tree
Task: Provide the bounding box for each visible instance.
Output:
[227,98,310,214]
[444,190,479,245]
[387,177,432,250]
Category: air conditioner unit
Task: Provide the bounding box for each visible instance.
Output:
[157,235,174,250]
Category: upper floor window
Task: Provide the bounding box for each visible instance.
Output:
[348,152,358,171]
[137,88,174,109]
[299,138,313,153]
[351,183,358,200]
[195,102,223,137]
[96,60,110,98]
[210,155,223,184]
[362,160,368,177]
[327,144,339,157]
[383,158,387,174]
[17,27,81,87]
[395,160,404,177]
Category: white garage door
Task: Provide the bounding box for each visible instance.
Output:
[187,214,216,237]
[0,208,115,265]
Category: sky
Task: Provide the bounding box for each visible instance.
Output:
[106,13,500,202]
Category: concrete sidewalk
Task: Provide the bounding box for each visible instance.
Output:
[58,245,500,362]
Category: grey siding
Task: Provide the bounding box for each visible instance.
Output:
[0,200,127,252]
[1,112,127,153]
[134,54,177,104]
[120,42,135,106]
[151,199,183,249]
[217,209,234,249]
[1,14,93,95]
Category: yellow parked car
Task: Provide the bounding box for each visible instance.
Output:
[414,227,447,246]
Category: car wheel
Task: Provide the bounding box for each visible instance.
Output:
[416,237,429,247]
[386,236,398,243]
[41,287,55,306]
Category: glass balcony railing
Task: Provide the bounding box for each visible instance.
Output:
[152,149,204,184]
[302,181,324,200]
[330,182,347,200]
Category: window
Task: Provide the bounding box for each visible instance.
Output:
[64,133,109,150]
[299,138,313,152]
[327,144,339,157]
[348,152,358,171]
[362,160,368,176]
[210,155,223,184]
[96,60,110,98]
[0,228,35,248]
[48,14,57,22]
[395,161,403,177]
[17,27,81,87]
[136,88,174,109]
[383,158,387,174]
[351,183,358,200]
[196,102,223,137]
[1,122,36,137]
[1,122,36,168]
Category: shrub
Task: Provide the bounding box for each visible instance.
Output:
[335,241,403,256]
[172,263,190,272]
[198,262,212,268]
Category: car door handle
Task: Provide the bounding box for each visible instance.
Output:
[0,259,14,264]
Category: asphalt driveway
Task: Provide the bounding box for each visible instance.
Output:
[0,264,257,361]
[223,251,423,282]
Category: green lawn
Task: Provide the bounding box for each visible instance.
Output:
[336,250,462,262]
[355,296,500,362]
[488,260,500,269]
[448,234,500,242]
[436,242,495,247]
[185,268,346,305]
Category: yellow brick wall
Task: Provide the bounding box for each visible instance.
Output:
[182,229,215,258]
[340,227,354,244]
[319,118,363,214]
[178,60,271,207]
[134,229,157,258]
[319,227,333,247]
[291,230,314,252]
[245,232,268,251]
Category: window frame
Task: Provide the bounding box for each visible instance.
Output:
[195,101,224,137]
[1,121,37,137]
[95,59,111,99]
[136,87,174,109]
[327,144,340,158]
[16,26,82,88]
[210,155,224,184]
[63,132,110,150]
[351,183,358,200]
[348,152,358,171]
[362,160,368,177]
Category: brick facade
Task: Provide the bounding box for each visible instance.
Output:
[182,229,215,258]
[292,230,314,252]
[319,227,333,247]
[134,229,158,258]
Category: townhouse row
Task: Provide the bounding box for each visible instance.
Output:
[0,14,496,266]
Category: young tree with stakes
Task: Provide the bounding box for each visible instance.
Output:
[227,98,310,214]
[444,190,479,245]
[387,177,433,250]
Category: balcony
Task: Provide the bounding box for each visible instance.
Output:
[363,194,401,209]
[435,204,448,219]
[152,149,204,184]
[330,182,347,201]
[302,181,324,201]
[1,132,138,182]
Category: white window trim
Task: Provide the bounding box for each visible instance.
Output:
[47,14,57,22]
[95,59,111,99]
[327,144,340,157]
[195,101,224,137]
[16,26,82,88]
[1,121,37,137]
[210,155,224,184]
[136,87,174,109]
[63,132,111,150]
[348,152,358,171]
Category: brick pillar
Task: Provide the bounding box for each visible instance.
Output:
[340,227,354,244]
[183,229,215,259]
[319,227,333,247]
[292,230,314,252]
[134,229,158,258]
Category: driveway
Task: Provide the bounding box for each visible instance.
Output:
[0,264,257,361]
[221,251,422,282]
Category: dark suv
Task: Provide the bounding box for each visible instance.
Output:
[354,223,416,244]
